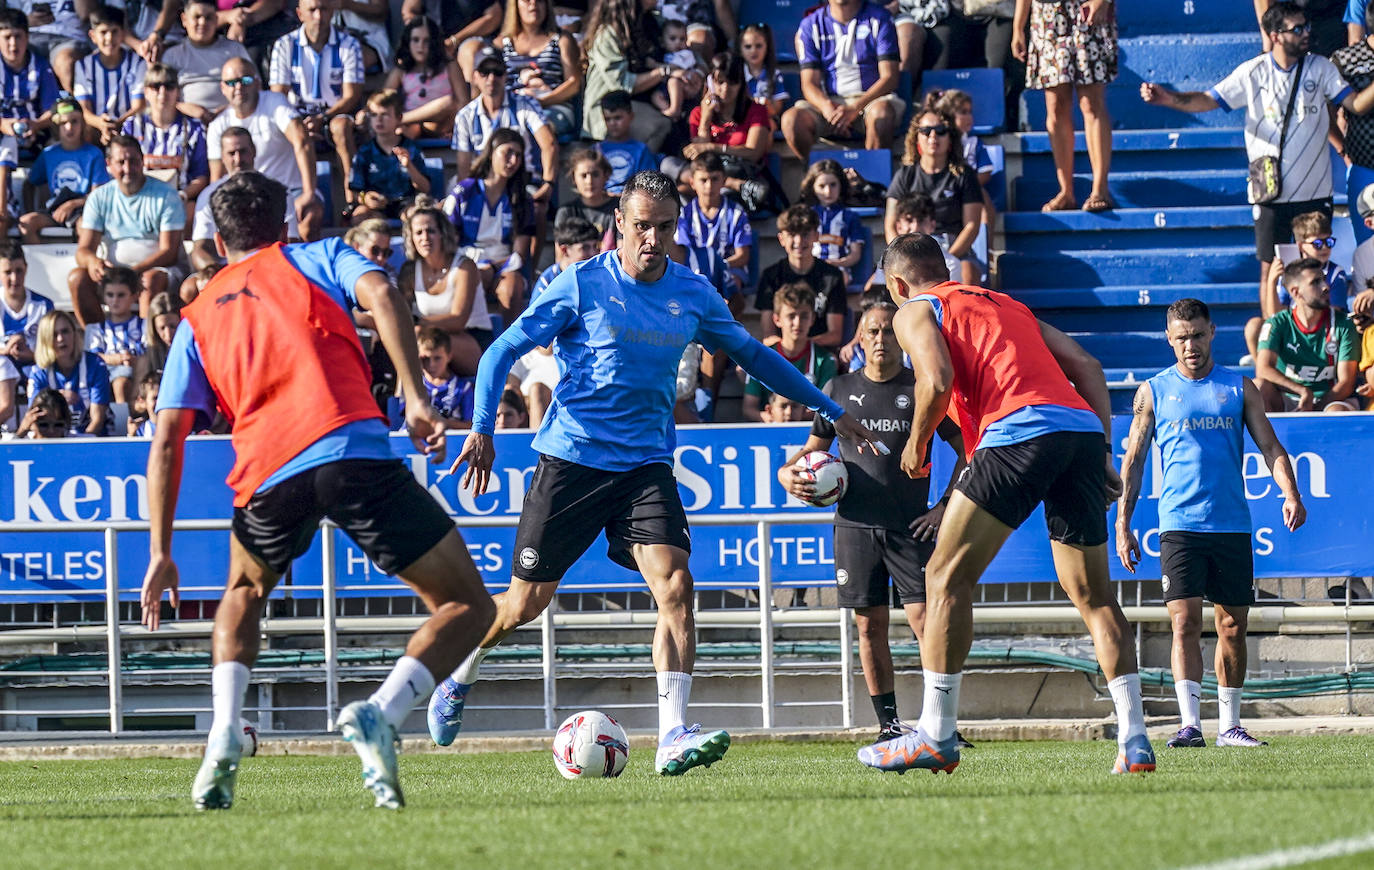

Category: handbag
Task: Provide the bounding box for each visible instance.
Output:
[1249,55,1305,205]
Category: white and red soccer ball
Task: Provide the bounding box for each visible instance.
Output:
[793,451,848,507]
[238,717,259,756]
[551,710,629,779]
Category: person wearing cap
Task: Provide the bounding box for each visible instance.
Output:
[268,0,365,189]
[1351,183,1374,296]
[19,98,109,244]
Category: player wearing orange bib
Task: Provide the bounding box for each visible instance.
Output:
[858,233,1156,776]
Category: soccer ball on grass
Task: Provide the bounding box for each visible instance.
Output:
[551,711,629,779]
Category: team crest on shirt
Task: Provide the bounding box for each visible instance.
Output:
[836,569,849,586]
[666,299,682,316]
[856,22,870,40]
[895,394,911,410]
[1161,574,1170,593]
[519,547,540,570]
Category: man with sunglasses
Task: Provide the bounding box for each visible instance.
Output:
[207,57,324,241]
[452,46,557,202]
[1143,2,1374,322]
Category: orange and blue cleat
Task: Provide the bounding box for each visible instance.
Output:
[1111,733,1157,774]
[858,725,961,774]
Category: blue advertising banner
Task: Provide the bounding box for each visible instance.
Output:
[1,416,1369,602]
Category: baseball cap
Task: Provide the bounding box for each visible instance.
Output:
[474,45,506,72]
[1358,183,1374,219]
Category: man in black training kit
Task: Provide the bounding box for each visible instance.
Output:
[779,302,970,743]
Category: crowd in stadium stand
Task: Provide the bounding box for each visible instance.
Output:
[1,0,1372,440]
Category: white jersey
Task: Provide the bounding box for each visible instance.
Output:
[207,91,302,191]
[1210,53,1351,204]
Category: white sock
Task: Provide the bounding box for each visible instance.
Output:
[1108,673,1147,746]
[916,670,961,743]
[451,645,491,686]
[368,656,436,730]
[1175,679,1202,729]
[656,671,692,741]
[211,661,250,734]
[1217,685,1243,732]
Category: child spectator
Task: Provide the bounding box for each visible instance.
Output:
[739,22,789,125]
[0,240,54,369]
[142,290,179,375]
[861,193,958,299]
[12,2,86,94]
[533,215,602,297]
[84,265,145,402]
[128,368,160,436]
[800,158,865,283]
[122,63,210,222]
[1255,258,1360,412]
[654,19,702,120]
[760,392,811,423]
[742,281,837,421]
[73,6,147,143]
[28,309,112,435]
[0,9,59,147]
[402,325,474,429]
[754,204,846,348]
[161,0,251,121]
[596,90,658,195]
[384,16,465,140]
[1247,209,1351,361]
[677,151,752,291]
[555,147,616,242]
[935,88,995,198]
[347,89,430,223]
[495,387,529,429]
[20,98,108,243]
[15,387,72,439]
[444,127,536,324]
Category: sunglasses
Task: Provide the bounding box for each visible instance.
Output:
[367,246,391,260]
[1277,23,1310,35]
[145,80,176,91]
[221,75,255,87]
[1305,236,1338,249]
[475,66,504,77]
[917,124,950,137]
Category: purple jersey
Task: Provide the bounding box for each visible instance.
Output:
[797,2,899,98]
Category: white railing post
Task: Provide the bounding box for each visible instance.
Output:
[104,527,122,735]
[757,520,774,729]
[839,606,853,729]
[541,603,557,730]
[321,524,338,731]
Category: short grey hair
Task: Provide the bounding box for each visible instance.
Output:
[620,170,680,210]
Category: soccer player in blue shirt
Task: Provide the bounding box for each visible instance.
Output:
[1116,298,1306,749]
[427,171,886,774]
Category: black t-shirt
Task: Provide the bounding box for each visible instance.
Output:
[555,199,617,237]
[754,258,847,338]
[887,163,981,236]
[811,369,958,530]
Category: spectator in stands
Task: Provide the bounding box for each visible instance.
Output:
[162,0,252,122]
[68,136,186,327]
[519,217,600,425]
[269,0,365,181]
[494,386,529,429]
[800,158,865,284]
[654,18,705,121]
[662,0,736,59]
[224,0,302,69]
[1256,258,1361,411]
[756,204,847,348]
[887,104,983,284]
[445,128,536,325]
[1256,0,1344,56]
[123,63,210,225]
[127,368,160,436]
[1142,3,1374,302]
[142,290,178,375]
[404,325,475,429]
[207,58,324,241]
[581,0,676,150]
[402,0,501,86]
[936,87,997,220]
[597,90,660,194]
[500,0,584,139]
[345,217,396,271]
[556,147,617,241]
[14,387,72,438]
[386,17,466,140]
[332,0,390,72]
[759,392,810,423]
[19,98,105,243]
[535,215,601,296]
[739,22,788,125]
[0,352,14,431]
[84,265,145,402]
[74,6,147,144]
[0,239,52,369]
[782,0,902,164]
[1352,185,1374,294]
[1347,0,1374,44]
[890,0,954,77]
[677,152,752,293]
[1012,0,1116,212]
[1356,297,1374,406]
[1245,209,1350,359]
[1333,2,1374,247]
[0,9,59,141]
[347,89,430,223]
[742,282,838,421]
[951,0,1025,130]
[28,308,111,435]
[13,0,87,93]
[400,196,490,375]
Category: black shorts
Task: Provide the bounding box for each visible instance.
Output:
[1159,531,1255,606]
[834,524,933,608]
[1254,197,1332,261]
[956,429,1108,546]
[231,458,455,576]
[512,456,691,582]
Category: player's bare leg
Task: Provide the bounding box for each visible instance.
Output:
[636,543,730,774]
[1213,603,1264,746]
[1166,597,1206,747]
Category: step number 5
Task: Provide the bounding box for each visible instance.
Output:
[1138,289,1151,305]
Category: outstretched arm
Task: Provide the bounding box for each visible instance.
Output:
[1140,83,1221,113]
[1115,383,1155,572]
[142,407,195,630]
[1242,378,1306,530]
[894,301,954,479]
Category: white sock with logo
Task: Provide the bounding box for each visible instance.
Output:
[656,671,692,741]
[211,661,250,736]
[1175,679,1202,729]
[1217,685,1243,733]
[1108,673,1148,746]
[917,670,962,743]
[368,656,436,730]
[451,645,491,686]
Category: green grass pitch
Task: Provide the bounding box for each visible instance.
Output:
[2,737,1373,870]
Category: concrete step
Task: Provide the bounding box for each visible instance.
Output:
[1014,128,1247,177]
[1035,304,1254,333]
[1013,283,1257,310]
[1013,169,1249,209]
[1002,205,1255,253]
[1068,325,1250,368]
[1118,0,1255,37]
[998,245,1258,289]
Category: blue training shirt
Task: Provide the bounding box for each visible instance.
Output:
[157,238,394,491]
[472,250,846,471]
[1147,364,1252,534]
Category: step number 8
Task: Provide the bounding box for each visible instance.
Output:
[1183,0,1194,13]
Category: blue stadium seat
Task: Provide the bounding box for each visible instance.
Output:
[984,143,1006,213]
[738,0,809,61]
[316,160,333,225]
[922,68,1004,134]
[423,157,446,198]
[812,148,892,217]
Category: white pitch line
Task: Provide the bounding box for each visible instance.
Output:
[1175,832,1374,870]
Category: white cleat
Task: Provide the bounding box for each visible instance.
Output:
[1216,726,1268,747]
[654,724,731,775]
[192,726,243,810]
[337,701,404,809]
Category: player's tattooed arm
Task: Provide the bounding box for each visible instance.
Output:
[1115,383,1154,572]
